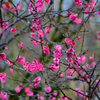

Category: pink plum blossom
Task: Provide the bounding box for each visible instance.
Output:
[69,13,78,20]
[68,58,74,64]
[54,44,62,51]
[10,27,17,33]
[1,78,6,84]
[67,68,74,74]
[37,95,44,100]
[53,50,62,58]
[53,58,59,64]
[7,60,13,66]
[74,0,82,7]
[0,53,6,60]
[65,38,72,44]
[36,0,44,8]
[88,2,95,9]
[24,87,30,93]
[98,31,100,36]
[44,0,50,3]
[91,61,97,67]
[37,64,45,71]
[49,64,56,70]
[10,68,14,73]
[32,23,41,29]
[92,14,95,17]
[17,56,25,64]
[29,64,37,72]
[2,2,12,10]
[85,3,88,6]
[27,91,34,96]
[74,18,82,24]
[30,33,36,37]
[13,3,21,12]
[33,59,40,65]
[53,90,57,96]
[5,45,8,50]
[84,8,89,14]
[86,63,91,68]
[15,86,21,93]
[32,40,37,46]
[75,88,83,97]
[37,29,44,37]
[66,48,75,53]
[77,55,86,63]
[36,8,41,13]
[78,36,81,40]
[43,45,49,54]
[49,64,59,70]
[0,91,7,99]
[3,22,9,28]
[36,18,42,24]
[33,76,41,83]
[96,80,100,85]
[23,62,30,70]
[19,83,23,87]
[18,42,23,48]
[0,72,6,84]
[31,26,35,32]
[66,76,73,79]
[98,10,100,15]
[89,56,94,60]
[71,41,76,46]
[60,72,64,77]
[97,37,100,41]
[45,27,49,33]
[33,76,41,87]
[44,85,52,93]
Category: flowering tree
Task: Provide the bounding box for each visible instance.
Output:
[0,0,100,100]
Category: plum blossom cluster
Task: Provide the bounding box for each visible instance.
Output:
[24,87,34,96]
[24,77,41,96]
[65,38,76,46]
[74,0,82,7]
[37,93,44,100]
[30,18,46,46]
[15,76,41,97]
[0,91,7,100]
[2,1,12,10]
[74,88,93,100]
[68,12,82,24]
[49,44,62,70]
[17,55,25,64]
[0,72,6,84]
[84,0,96,14]
[53,44,62,58]
[3,22,9,28]
[32,76,41,88]
[15,83,23,93]
[44,85,52,93]
[13,3,21,12]
[43,45,50,54]
[86,54,97,68]
[0,53,6,60]
[7,60,13,66]
[29,0,47,13]
[22,59,45,72]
